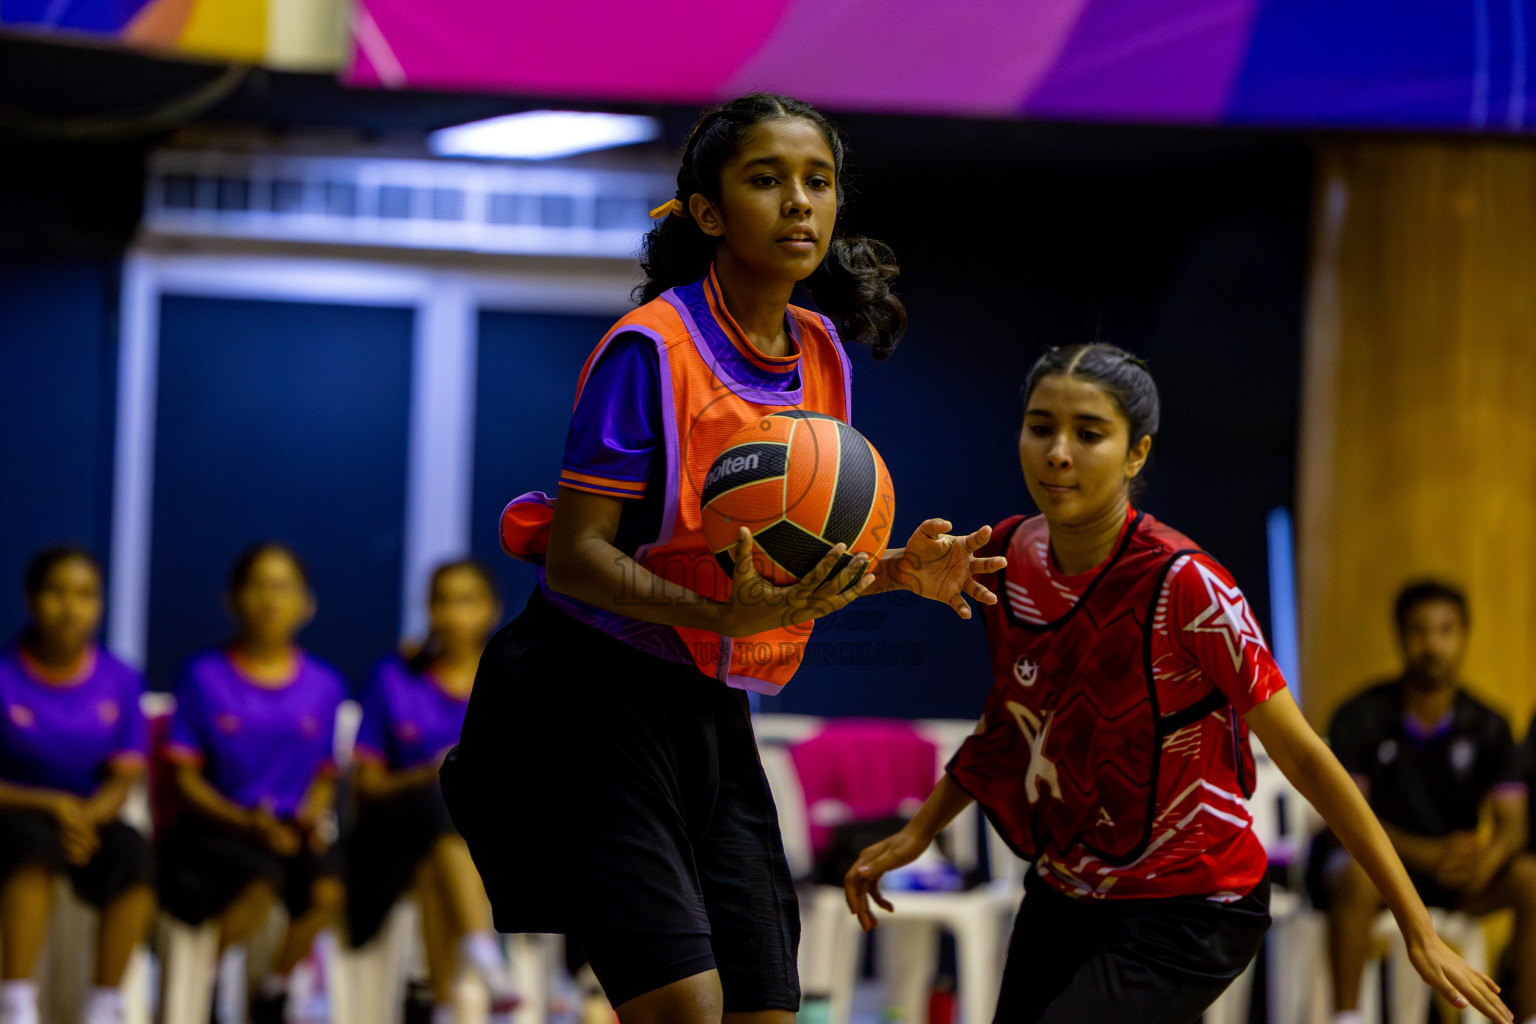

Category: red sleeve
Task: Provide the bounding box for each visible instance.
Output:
[1164,554,1286,715]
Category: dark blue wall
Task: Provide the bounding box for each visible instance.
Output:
[0,257,119,642]
[146,296,414,692]
[0,128,1306,722]
[470,309,616,619]
[754,148,1309,719]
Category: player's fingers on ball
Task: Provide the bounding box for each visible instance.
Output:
[832,551,869,588]
[732,530,756,578]
[803,543,848,590]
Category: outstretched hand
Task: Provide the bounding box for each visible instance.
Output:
[843,827,927,931]
[1405,925,1511,1022]
[888,520,1007,619]
[716,527,876,637]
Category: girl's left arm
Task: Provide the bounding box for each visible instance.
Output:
[867,519,1007,619]
[1245,690,1512,1023]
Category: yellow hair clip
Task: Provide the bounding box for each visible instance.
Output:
[649,199,686,219]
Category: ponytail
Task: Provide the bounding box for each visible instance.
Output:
[806,235,905,360]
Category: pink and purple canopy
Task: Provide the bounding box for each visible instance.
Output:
[345,0,1533,131]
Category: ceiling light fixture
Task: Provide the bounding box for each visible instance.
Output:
[429,110,661,161]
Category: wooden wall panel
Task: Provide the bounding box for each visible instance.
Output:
[1299,138,1536,736]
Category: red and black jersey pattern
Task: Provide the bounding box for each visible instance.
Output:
[950,510,1286,901]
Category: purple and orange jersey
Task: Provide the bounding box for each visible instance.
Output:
[165,650,344,818]
[353,656,468,772]
[0,644,147,797]
[512,265,851,694]
[557,268,807,502]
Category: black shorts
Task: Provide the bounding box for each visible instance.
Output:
[344,782,458,947]
[0,809,153,909]
[992,868,1271,1024]
[158,813,343,925]
[441,589,800,1012]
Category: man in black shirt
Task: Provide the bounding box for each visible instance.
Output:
[1318,581,1535,1024]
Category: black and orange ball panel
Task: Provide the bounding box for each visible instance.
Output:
[701,411,895,585]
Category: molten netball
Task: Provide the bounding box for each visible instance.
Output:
[701,410,895,585]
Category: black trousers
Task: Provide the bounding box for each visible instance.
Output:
[993,869,1270,1024]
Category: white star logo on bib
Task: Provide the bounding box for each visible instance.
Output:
[1183,561,1267,672]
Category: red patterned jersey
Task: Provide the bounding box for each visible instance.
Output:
[949,509,1286,902]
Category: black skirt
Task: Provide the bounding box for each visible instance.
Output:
[344,782,458,946]
[0,809,153,908]
[158,813,343,925]
[441,589,800,944]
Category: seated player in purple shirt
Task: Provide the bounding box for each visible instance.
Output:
[158,543,346,1024]
[346,559,518,1023]
[0,546,155,1024]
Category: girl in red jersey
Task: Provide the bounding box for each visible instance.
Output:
[844,344,1511,1024]
[441,93,1004,1024]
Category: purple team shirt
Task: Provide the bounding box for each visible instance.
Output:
[166,650,344,818]
[0,644,148,796]
[559,274,806,500]
[353,657,468,771]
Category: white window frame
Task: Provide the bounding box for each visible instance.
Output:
[110,246,637,667]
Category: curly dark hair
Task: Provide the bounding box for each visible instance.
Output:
[635,93,905,360]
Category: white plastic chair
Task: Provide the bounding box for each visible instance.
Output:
[1204,735,1319,1024]
[760,717,1021,1024]
[5,695,165,1024]
[757,741,863,1024]
[332,897,555,1024]
[17,877,154,1024]
[866,720,1022,1024]
[1203,735,1490,1024]
[1351,908,1488,1024]
[332,698,552,1024]
[159,699,363,1024]
[751,713,825,747]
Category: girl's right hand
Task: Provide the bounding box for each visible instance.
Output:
[715,528,875,638]
[843,826,929,932]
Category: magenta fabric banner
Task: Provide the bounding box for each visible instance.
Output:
[348,0,1536,131]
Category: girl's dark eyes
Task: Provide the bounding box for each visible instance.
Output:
[1026,425,1103,441]
[751,175,833,189]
